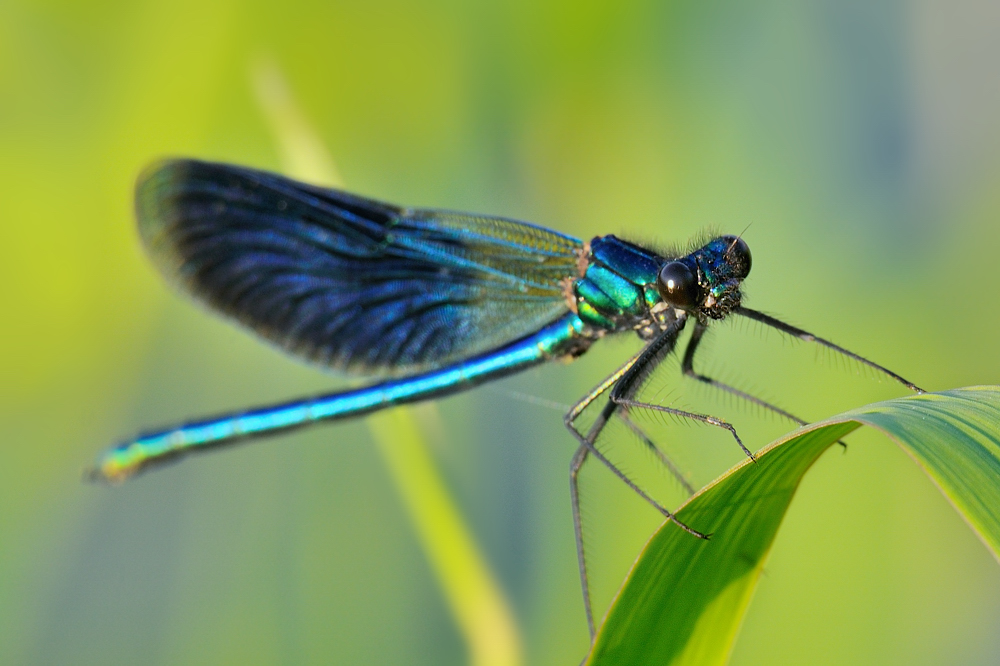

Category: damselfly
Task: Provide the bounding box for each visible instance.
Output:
[91,159,922,637]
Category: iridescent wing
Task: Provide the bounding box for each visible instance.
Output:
[137,159,583,376]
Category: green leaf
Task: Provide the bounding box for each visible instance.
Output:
[587,386,1000,666]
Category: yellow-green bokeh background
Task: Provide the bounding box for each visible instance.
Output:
[3,1,1000,664]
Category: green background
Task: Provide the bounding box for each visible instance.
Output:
[2,1,1000,664]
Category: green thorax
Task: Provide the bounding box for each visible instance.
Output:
[573,235,665,332]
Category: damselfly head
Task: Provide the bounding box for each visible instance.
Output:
[656,235,752,319]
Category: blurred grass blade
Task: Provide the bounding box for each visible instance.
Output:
[250,57,344,186]
[587,386,1000,666]
[368,410,524,666]
[250,58,523,666]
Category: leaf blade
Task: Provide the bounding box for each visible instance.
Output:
[588,386,1000,666]
[852,387,1000,559]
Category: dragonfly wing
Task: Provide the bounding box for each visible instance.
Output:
[137,159,583,376]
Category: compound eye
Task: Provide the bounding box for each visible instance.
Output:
[721,235,752,278]
[657,261,699,309]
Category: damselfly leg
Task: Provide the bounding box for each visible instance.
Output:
[562,328,702,533]
[564,323,696,637]
[567,309,925,640]
[682,320,815,426]
[565,315,737,638]
[618,412,696,496]
[681,319,851,448]
[736,308,925,393]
